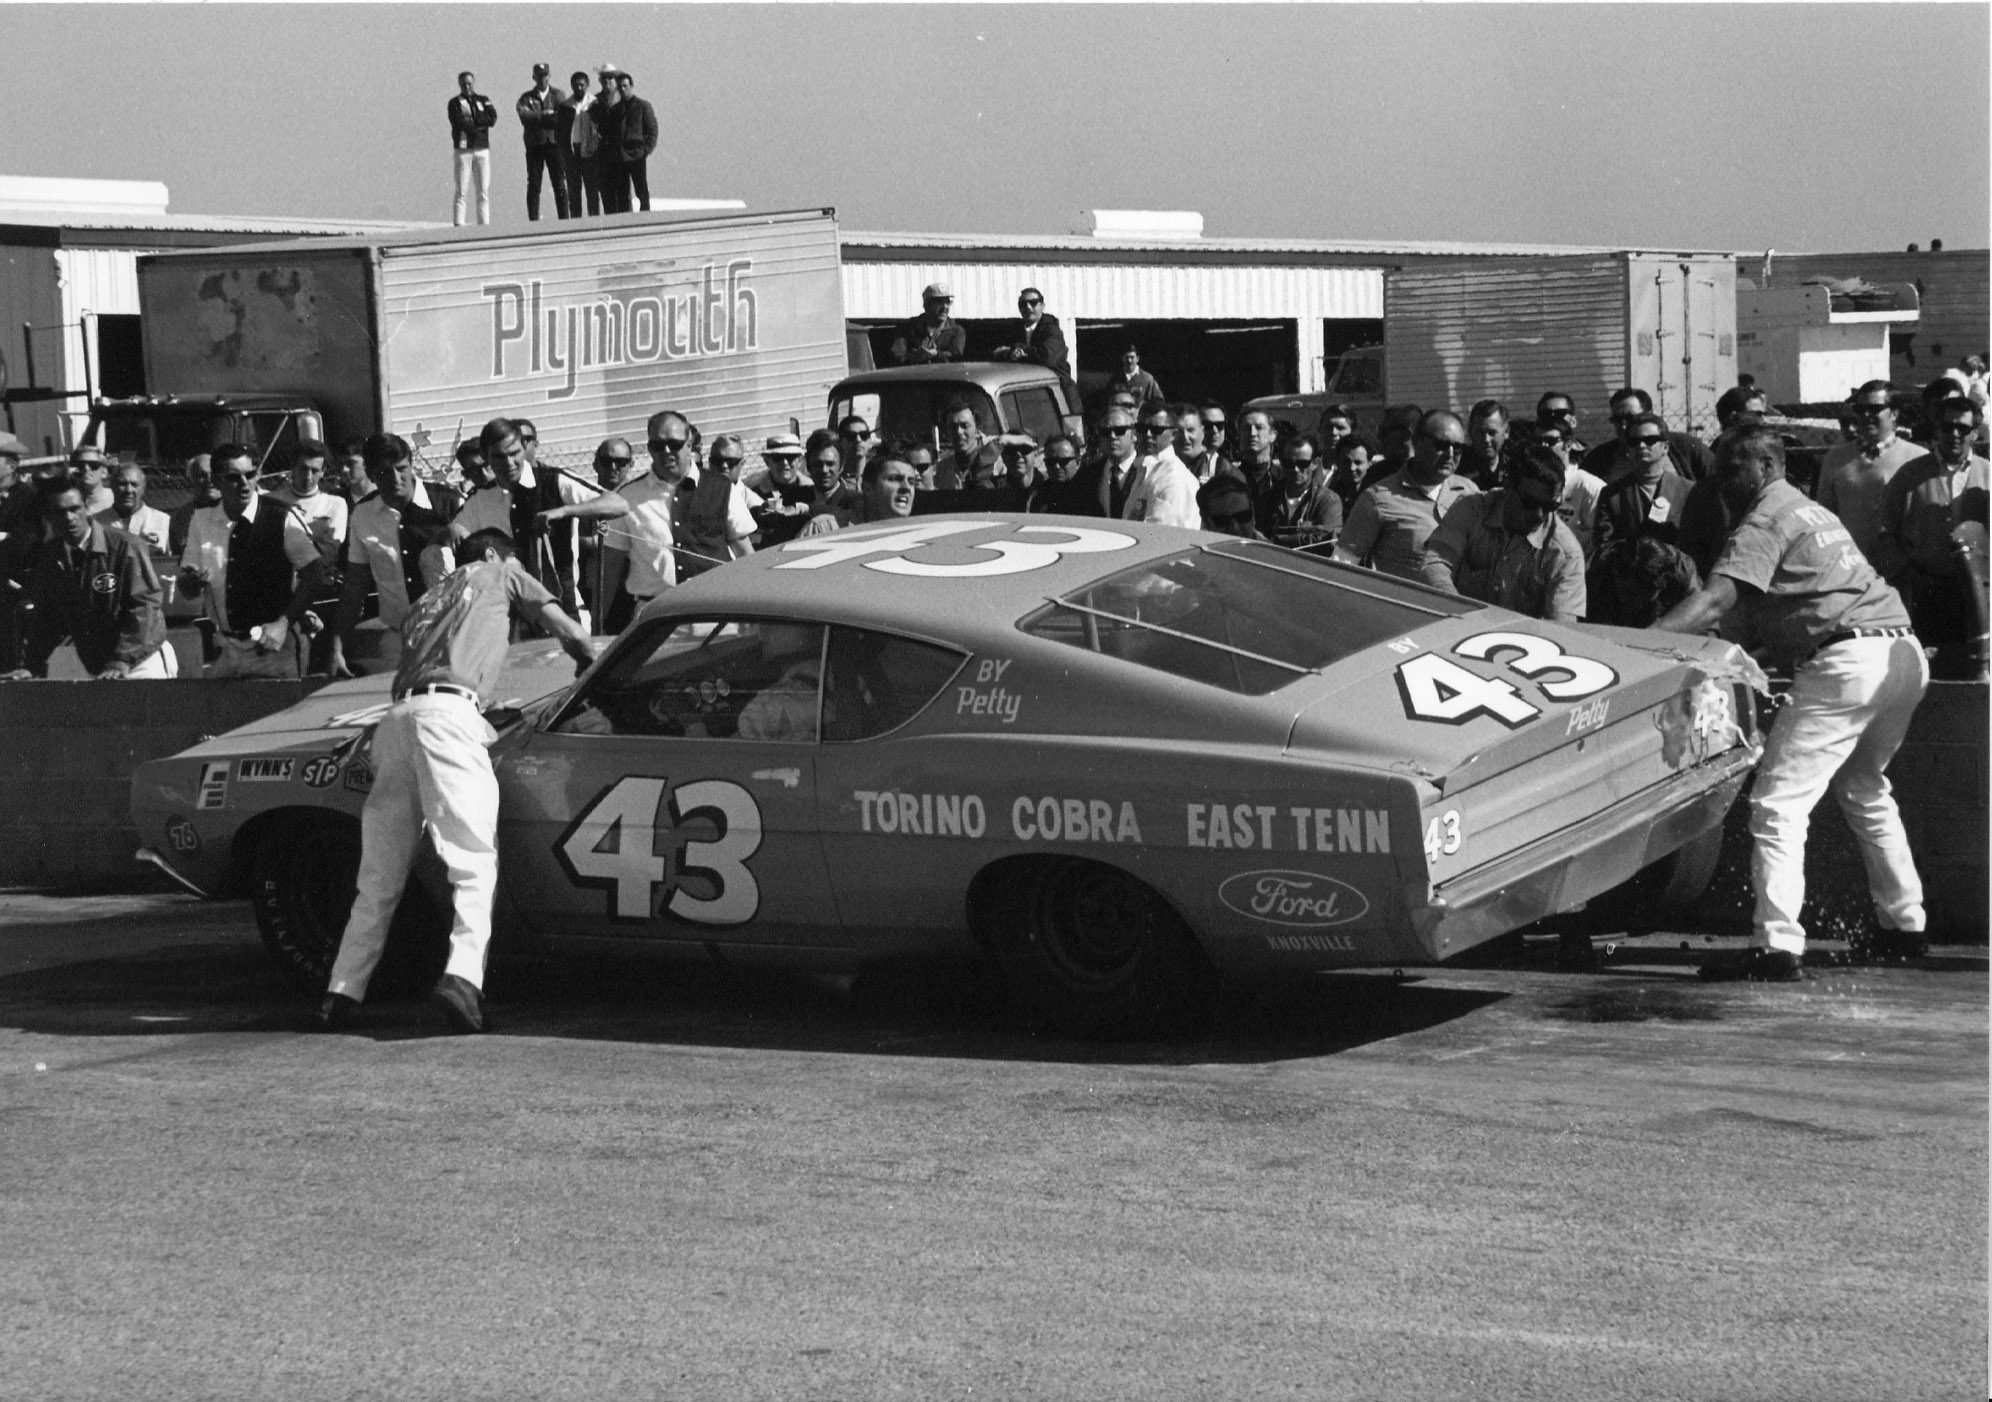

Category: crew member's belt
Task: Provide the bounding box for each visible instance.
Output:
[394,683,480,704]
[1812,625,1915,659]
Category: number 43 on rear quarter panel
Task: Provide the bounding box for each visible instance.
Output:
[1395,631,1617,728]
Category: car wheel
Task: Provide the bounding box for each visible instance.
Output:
[1649,823,1725,910]
[986,859,1217,1041]
[248,819,451,998]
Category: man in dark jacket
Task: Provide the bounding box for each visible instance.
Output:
[6,481,171,679]
[611,72,659,212]
[516,62,569,221]
[591,68,628,213]
[447,71,497,226]
[995,288,1074,398]
[889,283,967,365]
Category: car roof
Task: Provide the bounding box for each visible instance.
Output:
[640,515,1199,640]
[833,364,1061,393]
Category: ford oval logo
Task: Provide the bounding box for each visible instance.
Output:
[1217,869,1369,928]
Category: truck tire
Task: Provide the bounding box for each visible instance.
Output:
[981,858,1217,1041]
[249,818,450,998]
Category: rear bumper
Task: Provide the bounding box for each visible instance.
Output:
[1408,746,1759,961]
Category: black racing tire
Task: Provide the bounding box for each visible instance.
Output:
[981,859,1217,1041]
[249,818,452,998]
[1650,823,1725,910]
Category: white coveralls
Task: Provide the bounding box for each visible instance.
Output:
[326,693,501,997]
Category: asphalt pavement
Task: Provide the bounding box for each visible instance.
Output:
[0,891,1983,1402]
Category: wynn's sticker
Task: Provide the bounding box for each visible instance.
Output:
[236,758,294,782]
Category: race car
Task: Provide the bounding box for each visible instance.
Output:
[131,515,1762,1039]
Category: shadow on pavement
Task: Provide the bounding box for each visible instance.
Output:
[0,938,1507,1066]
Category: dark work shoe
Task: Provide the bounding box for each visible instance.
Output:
[1849,927,1930,964]
[316,992,360,1031]
[431,974,486,1034]
[1699,948,1803,983]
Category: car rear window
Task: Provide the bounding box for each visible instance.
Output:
[1018,541,1481,696]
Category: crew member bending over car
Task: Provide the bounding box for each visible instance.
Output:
[318,527,597,1035]
[1657,424,1928,982]
[1421,445,1588,622]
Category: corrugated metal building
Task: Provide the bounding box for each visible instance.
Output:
[840,217,1743,414]
[1746,247,1989,392]
[0,175,431,454]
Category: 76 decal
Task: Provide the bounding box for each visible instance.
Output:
[555,776,762,925]
[1395,631,1617,729]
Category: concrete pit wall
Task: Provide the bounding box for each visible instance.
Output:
[0,679,324,888]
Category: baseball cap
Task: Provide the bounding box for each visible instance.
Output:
[597,62,622,78]
[922,281,954,301]
[532,62,550,78]
[0,430,26,457]
[763,433,802,456]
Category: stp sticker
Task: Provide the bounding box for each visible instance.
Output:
[90,573,119,596]
[1217,869,1369,928]
[300,755,342,789]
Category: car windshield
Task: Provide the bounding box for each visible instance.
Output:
[830,385,998,445]
[1018,541,1481,696]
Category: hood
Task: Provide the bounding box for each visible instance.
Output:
[175,639,581,757]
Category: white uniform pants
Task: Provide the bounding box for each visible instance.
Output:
[327,693,501,998]
[453,149,491,226]
[1749,636,1928,953]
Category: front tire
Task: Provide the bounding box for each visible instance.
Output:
[249,818,451,998]
[980,859,1217,1041]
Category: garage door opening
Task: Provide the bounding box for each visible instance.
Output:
[1075,319,1297,414]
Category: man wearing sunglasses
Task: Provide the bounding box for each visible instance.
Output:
[177,443,326,679]
[1817,380,1925,567]
[597,410,694,633]
[1121,406,1198,528]
[1535,392,1587,460]
[1590,412,1694,559]
[1197,475,1267,541]
[1579,387,1714,487]
[994,288,1073,394]
[1874,394,1990,678]
[1336,410,1480,581]
[1421,445,1587,623]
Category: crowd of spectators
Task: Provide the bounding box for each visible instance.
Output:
[0,299,1983,684]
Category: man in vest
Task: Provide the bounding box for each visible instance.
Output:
[450,417,628,617]
[176,443,325,679]
[328,433,463,678]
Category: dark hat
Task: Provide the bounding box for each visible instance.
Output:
[532,62,550,77]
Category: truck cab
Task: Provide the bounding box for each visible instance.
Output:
[1243,345,1386,440]
[79,395,325,476]
[828,364,1083,448]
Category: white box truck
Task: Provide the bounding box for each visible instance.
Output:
[1383,253,1739,440]
[80,208,848,474]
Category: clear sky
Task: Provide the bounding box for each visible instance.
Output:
[8,3,1988,254]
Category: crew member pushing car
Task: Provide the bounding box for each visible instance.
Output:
[1656,423,1928,981]
[319,527,597,1034]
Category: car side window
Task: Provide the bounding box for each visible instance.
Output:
[822,626,967,742]
[551,617,826,743]
[1002,387,1064,444]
